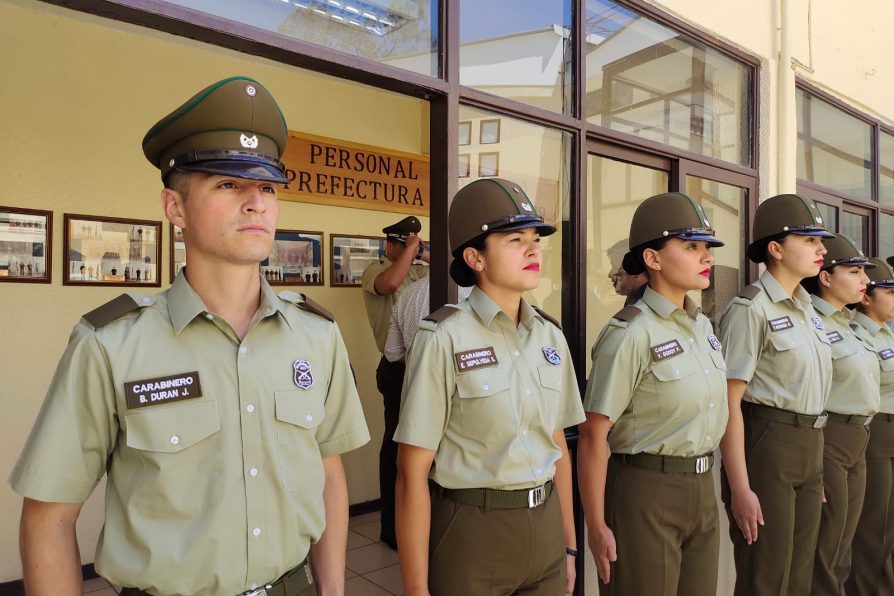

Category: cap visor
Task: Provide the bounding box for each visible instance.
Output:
[790,229,836,239]
[682,233,724,247]
[871,280,894,288]
[178,159,288,184]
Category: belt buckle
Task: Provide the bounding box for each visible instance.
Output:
[528,485,546,508]
[243,586,271,596]
[695,456,710,474]
[813,414,828,429]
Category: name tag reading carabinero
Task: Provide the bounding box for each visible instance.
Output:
[650,340,684,362]
[880,349,894,361]
[124,372,203,409]
[826,331,844,344]
[769,316,794,332]
[455,347,499,372]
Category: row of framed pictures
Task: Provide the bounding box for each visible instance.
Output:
[1,206,390,288]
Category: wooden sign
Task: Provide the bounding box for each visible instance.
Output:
[280,132,429,216]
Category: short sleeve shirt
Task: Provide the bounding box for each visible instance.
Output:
[583,287,728,456]
[811,296,879,416]
[9,273,370,595]
[852,311,894,414]
[394,287,585,490]
[718,270,832,414]
[361,257,429,352]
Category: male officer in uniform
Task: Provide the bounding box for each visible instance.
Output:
[361,216,429,548]
[10,77,370,596]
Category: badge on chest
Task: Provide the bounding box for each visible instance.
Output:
[826,331,844,344]
[455,347,499,372]
[293,360,314,389]
[124,371,202,409]
[769,316,794,332]
[880,349,894,361]
[651,339,684,362]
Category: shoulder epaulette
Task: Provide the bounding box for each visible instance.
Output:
[298,295,335,322]
[532,305,561,329]
[82,293,149,328]
[423,305,460,324]
[613,305,641,323]
[737,285,762,300]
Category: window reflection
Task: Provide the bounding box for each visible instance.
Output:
[814,202,839,233]
[881,213,894,259]
[840,211,870,255]
[881,131,894,206]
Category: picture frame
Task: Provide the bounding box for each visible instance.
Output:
[170,224,185,283]
[0,206,52,284]
[330,234,385,287]
[64,214,162,287]
[262,229,324,286]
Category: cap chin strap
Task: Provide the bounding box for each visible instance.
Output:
[167,149,286,174]
[781,223,826,233]
[660,226,717,238]
[479,213,545,232]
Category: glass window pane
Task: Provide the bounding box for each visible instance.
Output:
[159,0,438,77]
[840,211,870,254]
[881,212,894,260]
[460,0,572,114]
[585,155,668,372]
[457,105,572,322]
[796,88,872,198]
[685,176,748,319]
[814,202,839,232]
[584,0,752,166]
[881,131,894,206]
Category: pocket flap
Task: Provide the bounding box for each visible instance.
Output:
[651,356,696,382]
[538,365,563,391]
[709,349,727,370]
[769,330,805,352]
[455,373,510,398]
[125,400,220,453]
[830,341,857,360]
[275,390,325,429]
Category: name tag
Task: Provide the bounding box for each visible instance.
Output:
[826,331,844,344]
[651,339,684,362]
[455,347,499,372]
[769,316,794,332]
[124,371,203,409]
[880,349,894,361]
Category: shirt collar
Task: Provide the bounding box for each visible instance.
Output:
[759,269,811,305]
[467,286,542,329]
[641,285,700,320]
[810,295,852,326]
[853,310,883,336]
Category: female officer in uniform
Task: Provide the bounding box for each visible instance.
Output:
[846,258,894,596]
[717,193,834,596]
[801,235,877,595]
[579,192,729,596]
[394,178,585,596]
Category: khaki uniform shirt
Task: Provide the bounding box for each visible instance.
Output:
[9,273,370,596]
[812,297,880,416]
[584,287,728,456]
[394,286,585,490]
[718,271,832,415]
[362,257,428,352]
[852,311,894,414]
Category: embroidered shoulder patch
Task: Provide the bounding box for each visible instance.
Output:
[769,316,794,332]
[124,371,202,409]
[708,335,722,351]
[650,340,684,362]
[455,347,499,372]
[811,316,826,331]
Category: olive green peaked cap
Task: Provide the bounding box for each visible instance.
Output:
[867,258,894,288]
[888,256,894,268]
[821,234,874,270]
[383,216,422,243]
[142,76,289,184]
[628,192,724,248]
[747,193,834,262]
[448,178,555,255]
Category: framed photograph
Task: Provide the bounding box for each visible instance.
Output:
[480,119,501,144]
[0,206,52,283]
[170,224,185,283]
[330,234,385,287]
[458,154,471,178]
[262,229,324,286]
[458,121,472,146]
[479,152,500,177]
[64,214,162,287]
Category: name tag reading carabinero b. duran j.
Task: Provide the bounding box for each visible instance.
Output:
[650,340,684,362]
[880,349,894,361]
[124,371,203,409]
[769,316,794,332]
[455,347,499,372]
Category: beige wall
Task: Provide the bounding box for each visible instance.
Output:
[0,0,429,581]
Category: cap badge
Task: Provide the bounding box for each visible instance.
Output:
[812,316,826,331]
[240,133,259,149]
[816,216,823,224]
[542,346,562,365]
[245,84,257,97]
[512,186,521,193]
[708,334,722,351]
[293,360,314,390]
[521,203,533,212]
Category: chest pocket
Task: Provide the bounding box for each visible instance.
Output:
[830,339,857,360]
[709,349,727,371]
[454,370,513,438]
[769,329,805,353]
[125,400,223,518]
[651,354,697,382]
[275,389,326,494]
[879,354,894,372]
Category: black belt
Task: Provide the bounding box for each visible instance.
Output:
[874,413,894,423]
[612,452,713,474]
[826,412,874,426]
[119,560,311,596]
[744,402,827,429]
[436,480,554,509]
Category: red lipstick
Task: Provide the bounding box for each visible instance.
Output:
[524,263,541,271]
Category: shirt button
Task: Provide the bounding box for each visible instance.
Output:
[249,467,259,477]
[170,435,180,445]
[305,414,314,423]
[704,369,710,374]
[535,468,543,475]
[141,296,151,305]
[514,350,520,356]
[522,429,528,435]
[239,346,248,355]
[709,402,715,408]
[252,527,261,537]
[483,384,490,391]
[706,435,712,441]
[264,307,275,316]
[205,313,214,320]
[246,404,255,414]
[688,338,694,343]
[525,388,532,395]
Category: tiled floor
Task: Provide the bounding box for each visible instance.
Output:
[80,510,403,595]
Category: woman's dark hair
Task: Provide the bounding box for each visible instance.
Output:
[449,233,490,287]
[623,237,671,276]
[801,274,821,296]
[748,232,790,264]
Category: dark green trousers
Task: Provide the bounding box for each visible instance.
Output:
[812,417,869,596]
[428,485,565,595]
[846,415,894,596]
[600,457,719,596]
[722,415,824,596]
